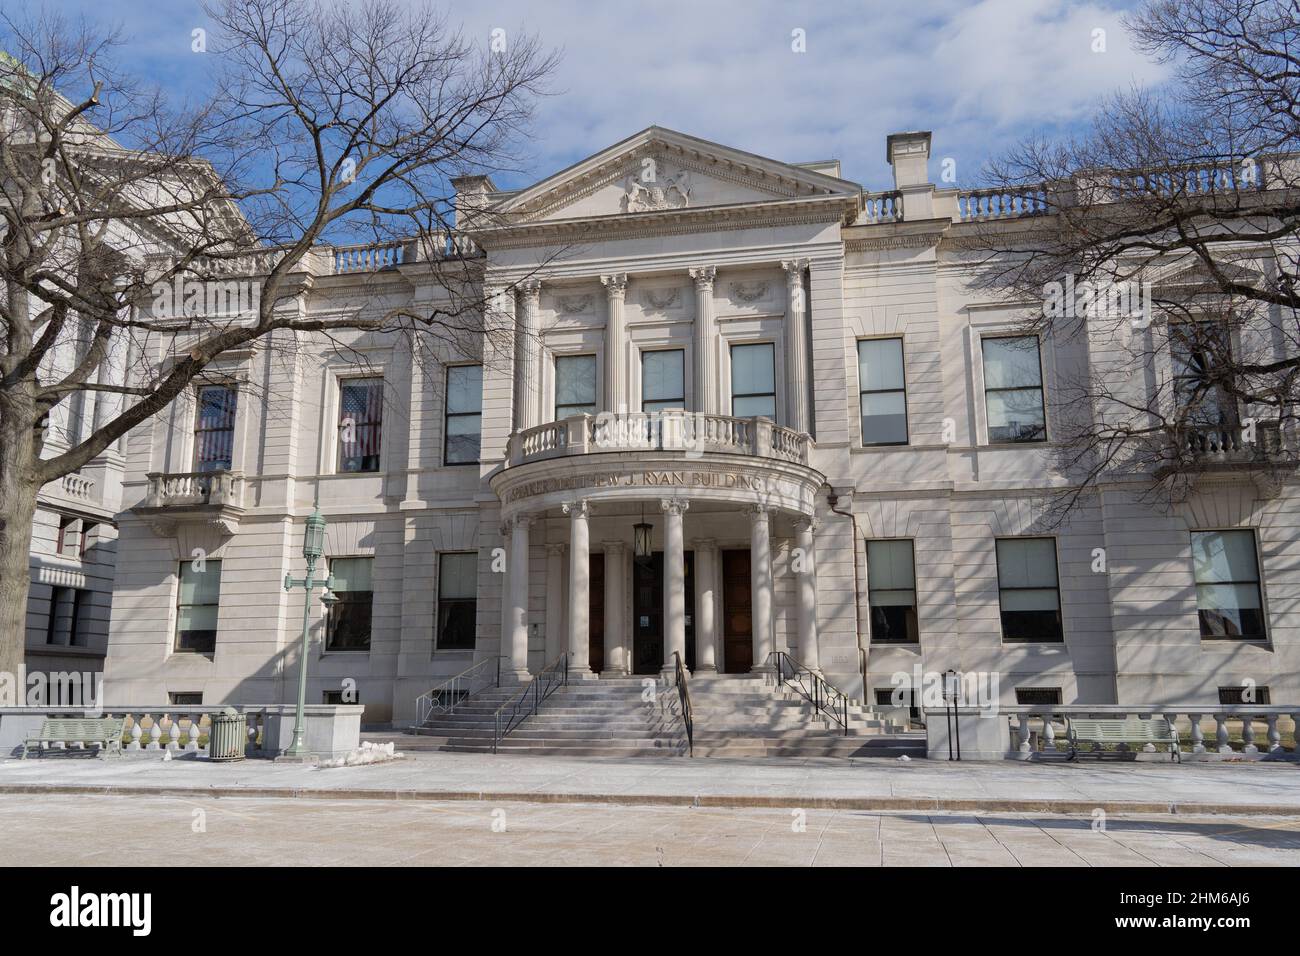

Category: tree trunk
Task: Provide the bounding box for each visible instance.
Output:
[0,393,40,681]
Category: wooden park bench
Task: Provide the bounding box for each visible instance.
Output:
[1067,716,1180,762]
[21,717,125,759]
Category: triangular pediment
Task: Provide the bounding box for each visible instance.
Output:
[494,126,859,224]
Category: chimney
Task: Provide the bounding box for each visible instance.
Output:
[451,174,498,228]
[885,131,933,219]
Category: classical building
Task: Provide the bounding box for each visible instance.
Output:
[103,127,1299,726]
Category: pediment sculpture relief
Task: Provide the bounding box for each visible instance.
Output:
[622,169,693,212]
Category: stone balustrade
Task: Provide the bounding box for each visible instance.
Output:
[1173,421,1294,469]
[957,186,1048,221]
[142,470,245,509]
[506,411,812,467]
[860,190,902,223]
[60,472,96,500]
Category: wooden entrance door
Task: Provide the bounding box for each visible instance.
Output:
[722,549,753,673]
[589,552,605,673]
[632,551,695,674]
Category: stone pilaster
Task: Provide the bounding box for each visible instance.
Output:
[782,259,810,433]
[601,274,628,412]
[689,266,717,414]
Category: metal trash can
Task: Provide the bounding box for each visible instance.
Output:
[207,707,246,762]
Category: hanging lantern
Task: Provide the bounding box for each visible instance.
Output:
[633,520,653,562]
[302,505,327,561]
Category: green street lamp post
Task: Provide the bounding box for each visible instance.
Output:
[282,498,337,758]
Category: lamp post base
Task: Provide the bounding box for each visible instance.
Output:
[274,751,317,764]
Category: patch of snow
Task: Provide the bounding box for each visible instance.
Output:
[318,740,404,769]
[896,755,911,762]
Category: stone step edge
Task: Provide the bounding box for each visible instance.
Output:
[0,783,1290,819]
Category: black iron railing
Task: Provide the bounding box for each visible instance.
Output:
[768,651,849,735]
[491,653,568,754]
[671,651,694,757]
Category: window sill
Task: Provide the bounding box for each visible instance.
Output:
[999,639,1066,645]
[1200,638,1271,648]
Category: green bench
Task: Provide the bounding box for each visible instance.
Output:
[1067,717,1180,762]
[21,717,125,759]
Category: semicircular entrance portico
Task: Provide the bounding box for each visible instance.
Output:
[487,412,826,685]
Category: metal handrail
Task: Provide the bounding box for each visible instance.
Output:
[768,651,849,735]
[671,651,694,757]
[413,656,503,725]
[491,653,569,754]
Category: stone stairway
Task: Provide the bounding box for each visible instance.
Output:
[410,671,925,759]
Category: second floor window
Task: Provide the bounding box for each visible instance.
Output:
[327,557,373,651]
[982,336,1046,443]
[995,537,1063,642]
[1192,529,1266,640]
[858,338,908,445]
[1171,321,1238,427]
[46,586,90,647]
[195,384,237,472]
[436,552,477,650]
[338,378,383,473]
[641,349,685,413]
[867,539,918,643]
[444,364,483,464]
[731,343,777,418]
[176,559,222,654]
[554,354,597,419]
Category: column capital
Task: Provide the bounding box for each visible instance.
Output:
[691,537,718,552]
[781,258,810,278]
[501,512,537,535]
[602,539,627,554]
[792,515,819,535]
[660,497,690,516]
[600,273,629,298]
[517,277,543,300]
[688,265,717,290]
[562,498,593,519]
[746,503,773,520]
[545,542,568,557]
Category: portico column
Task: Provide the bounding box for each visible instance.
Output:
[601,274,628,412]
[693,538,719,672]
[544,543,567,665]
[506,514,534,682]
[782,259,810,433]
[749,505,775,673]
[792,517,821,673]
[689,266,717,414]
[661,498,689,674]
[516,279,542,430]
[564,499,595,678]
[603,542,629,676]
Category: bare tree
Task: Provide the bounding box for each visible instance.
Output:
[970,0,1300,520]
[0,0,556,675]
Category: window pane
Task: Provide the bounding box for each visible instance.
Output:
[732,344,775,395]
[642,350,685,406]
[439,553,477,599]
[445,414,481,464]
[1000,605,1063,642]
[446,365,482,415]
[733,394,777,418]
[868,540,915,591]
[858,338,905,392]
[870,603,918,643]
[555,355,597,416]
[179,560,223,604]
[982,337,1042,388]
[996,539,1058,589]
[861,391,908,444]
[1191,530,1259,584]
[339,378,383,472]
[195,385,237,472]
[986,388,1045,442]
[330,557,373,592]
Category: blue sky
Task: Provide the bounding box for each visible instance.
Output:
[17,0,1169,191]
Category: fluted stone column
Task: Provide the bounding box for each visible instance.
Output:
[544,543,566,665]
[603,542,628,676]
[782,259,810,433]
[564,499,594,678]
[506,514,534,682]
[601,274,628,412]
[662,498,689,674]
[693,538,718,672]
[749,505,775,673]
[516,279,543,430]
[792,516,820,673]
[689,266,717,414]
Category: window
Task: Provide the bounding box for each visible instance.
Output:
[170,692,203,706]
[731,343,777,419]
[1171,321,1237,427]
[444,365,482,464]
[1015,687,1063,705]
[45,587,90,646]
[436,552,477,650]
[867,540,918,643]
[327,557,373,651]
[338,378,383,473]
[995,538,1063,642]
[858,338,908,445]
[554,355,597,419]
[195,384,237,472]
[176,560,222,654]
[875,688,921,721]
[1219,686,1271,705]
[323,690,359,705]
[1191,530,1266,640]
[641,349,685,413]
[57,516,82,558]
[982,336,1046,443]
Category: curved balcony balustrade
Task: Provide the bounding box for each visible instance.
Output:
[505,410,813,468]
[132,470,246,536]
